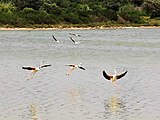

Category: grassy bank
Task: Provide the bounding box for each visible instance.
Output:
[1,18,160,30]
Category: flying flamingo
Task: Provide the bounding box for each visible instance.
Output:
[22,60,51,80]
[66,63,85,76]
[52,35,61,43]
[69,33,81,37]
[69,37,81,44]
[102,67,127,85]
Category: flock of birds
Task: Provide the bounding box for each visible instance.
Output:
[22,32,128,84]
[52,32,81,44]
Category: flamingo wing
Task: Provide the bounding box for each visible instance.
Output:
[78,66,85,70]
[65,64,75,67]
[116,71,128,79]
[69,33,81,37]
[70,37,75,43]
[102,71,112,80]
[69,33,73,35]
[41,64,51,68]
[52,35,58,42]
[22,66,35,70]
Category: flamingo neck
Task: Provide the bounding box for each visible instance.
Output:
[78,63,82,66]
[40,60,44,67]
[114,68,117,74]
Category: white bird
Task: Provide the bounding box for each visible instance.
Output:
[22,60,51,80]
[69,37,81,44]
[69,33,81,37]
[52,35,61,43]
[66,63,85,76]
[102,67,127,84]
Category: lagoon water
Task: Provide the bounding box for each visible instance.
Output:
[0,28,160,120]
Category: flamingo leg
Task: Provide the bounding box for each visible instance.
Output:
[112,81,121,91]
[27,71,36,80]
[112,81,116,86]
[66,68,75,76]
[27,72,32,80]
[31,71,36,79]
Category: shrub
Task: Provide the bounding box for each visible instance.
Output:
[143,0,160,18]
[118,4,144,23]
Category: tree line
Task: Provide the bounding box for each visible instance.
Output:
[0,0,160,27]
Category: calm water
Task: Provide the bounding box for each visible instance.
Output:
[0,28,160,120]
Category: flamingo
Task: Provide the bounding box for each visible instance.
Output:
[69,33,81,37]
[102,67,127,85]
[52,35,61,43]
[22,60,51,80]
[69,37,81,44]
[66,63,85,76]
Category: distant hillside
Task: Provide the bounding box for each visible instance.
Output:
[0,0,160,28]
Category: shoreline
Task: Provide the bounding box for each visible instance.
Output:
[0,26,160,30]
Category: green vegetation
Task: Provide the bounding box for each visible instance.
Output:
[0,0,160,28]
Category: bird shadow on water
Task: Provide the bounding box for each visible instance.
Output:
[103,95,128,120]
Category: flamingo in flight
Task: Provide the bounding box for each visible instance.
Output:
[102,67,127,85]
[22,60,51,80]
[69,33,81,37]
[52,35,61,43]
[66,63,85,76]
[69,37,81,44]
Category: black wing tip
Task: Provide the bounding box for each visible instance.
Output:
[125,70,128,74]
[43,64,51,67]
[102,71,111,80]
[117,70,128,79]
[22,66,33,70]
[82,67,85,70]
[102,70,106,76]
[52,35,58,41]
[102,70,107,75]
[70,37,75,42]
[123,70,128,75]
[45,64,51,67]
[52,35,55,38]
[78,66,85,70]
[69,37,72,39]
[22,66,27,69]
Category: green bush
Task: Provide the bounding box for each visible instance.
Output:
[143,0,160,18]
[101,8,118,21]
[0,2,18,25]
[0,0,159,27]
[118,4,144,23]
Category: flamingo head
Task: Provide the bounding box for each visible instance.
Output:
[114,67,117,74]
[78,63,83,66]
[40,60,44,66]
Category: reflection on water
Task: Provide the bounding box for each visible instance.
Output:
[29,103,38,120]
[68,87,82,103]
[104,96,126,119]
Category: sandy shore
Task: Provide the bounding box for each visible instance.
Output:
[0,26,160,30]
